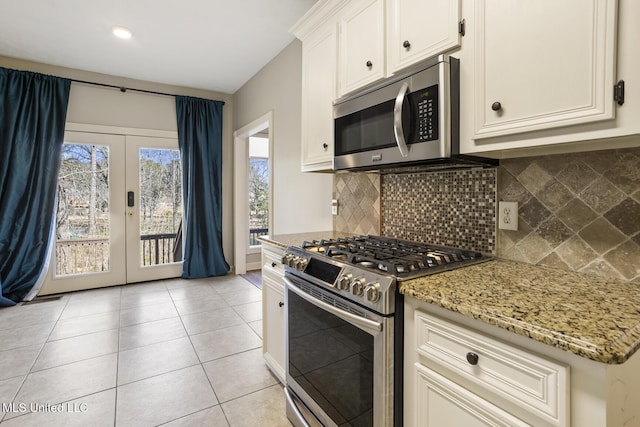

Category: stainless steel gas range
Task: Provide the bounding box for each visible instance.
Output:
[282,235,489,427]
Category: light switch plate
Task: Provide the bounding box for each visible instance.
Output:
[331,199,338,216]
[498,201,518,231]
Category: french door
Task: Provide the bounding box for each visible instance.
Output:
[40,131,183,294]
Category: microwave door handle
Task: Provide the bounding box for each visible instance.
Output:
[393,82,410,158]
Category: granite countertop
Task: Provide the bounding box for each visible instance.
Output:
[400,259,640,364]
[258,232,640,364]
[258,231,353,249]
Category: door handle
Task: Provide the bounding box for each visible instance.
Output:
[127,191,135,207]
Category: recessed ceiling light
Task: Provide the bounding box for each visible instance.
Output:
[112,26,132,40]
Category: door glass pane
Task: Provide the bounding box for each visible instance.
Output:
[249,136,269,247]
[139,148,183,267]
[55,143,110,276]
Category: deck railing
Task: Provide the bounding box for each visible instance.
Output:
[56,238,110,275]
[250,227,269,246]
[56,227,263,274]
[55,233,180,275]
[140,233,179,266]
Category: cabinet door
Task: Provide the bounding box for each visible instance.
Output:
[338,0,386,96]
[414,364,530,427]
[387,0,461,74]
[301,24,337,172]
[473,0,618,140]
[262,272,285,383]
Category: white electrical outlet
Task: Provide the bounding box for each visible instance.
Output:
[498,201,518,231]
[331,199,338,216]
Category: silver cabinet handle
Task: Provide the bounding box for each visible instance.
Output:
[284,278,382,334]
[393,82,410,157]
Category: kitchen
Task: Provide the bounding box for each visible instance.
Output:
[1,0,639,426]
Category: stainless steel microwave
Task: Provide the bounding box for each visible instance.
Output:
[333,55,496,172]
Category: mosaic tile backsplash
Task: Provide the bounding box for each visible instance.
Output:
[381,169,497,253]
[333,168,497,254]
[498,147,640,282]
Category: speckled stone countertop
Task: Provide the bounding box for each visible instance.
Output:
[258,231,352,250]
[400,259,640,364]
[257,233,640,364]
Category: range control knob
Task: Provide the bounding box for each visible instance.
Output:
[295,258,308,271]
[364,282,381,302]
[281,254,293,265]
[336,274,352,291]
[351,279,365,296]
[288,256,300,268]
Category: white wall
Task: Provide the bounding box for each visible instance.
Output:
[232,40,333,235]
[0,55,235,270]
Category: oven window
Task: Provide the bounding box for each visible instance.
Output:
[288,288,374,426]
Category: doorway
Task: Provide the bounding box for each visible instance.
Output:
[39,131,183,294]
[233,112,273,274]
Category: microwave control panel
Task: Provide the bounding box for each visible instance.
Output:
[412,84,439,142]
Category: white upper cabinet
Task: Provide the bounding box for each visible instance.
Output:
[387,0,462,75]
[338,0,386,96]
[472,0,618,140]
[300,23,338,171]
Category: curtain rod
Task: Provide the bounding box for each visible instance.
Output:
[70,78,225,104]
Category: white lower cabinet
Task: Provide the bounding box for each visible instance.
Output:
[404,297,640,427]
[405,301,569,427]
[414,363,529,427]
[261,243,286,383]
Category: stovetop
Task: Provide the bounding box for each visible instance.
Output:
[299,235,487,281]
[282,235,490,315]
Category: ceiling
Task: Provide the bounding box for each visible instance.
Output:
[0,0,317,94]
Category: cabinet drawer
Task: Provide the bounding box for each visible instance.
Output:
[262,246,285,274]
[414,363,530,427]
[262,264,284,289]
[414,311,569,426]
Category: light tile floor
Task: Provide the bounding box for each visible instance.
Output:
[0,275,291,426]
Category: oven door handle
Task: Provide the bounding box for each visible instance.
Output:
[393,82,410,158]
[285,278,383,334]
[284,387,311,427]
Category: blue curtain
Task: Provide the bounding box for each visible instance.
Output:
[175,96,229,278]
[0,68,71,306]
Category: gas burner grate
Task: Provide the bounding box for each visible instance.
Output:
[302,235,486,278]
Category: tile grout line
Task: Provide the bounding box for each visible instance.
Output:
[167,279,228,425]
[113,285,124,427]
[0,296,71,424]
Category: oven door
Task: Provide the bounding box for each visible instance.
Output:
[284,275,394,427]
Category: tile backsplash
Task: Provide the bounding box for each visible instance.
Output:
[333,147,640,282]
[333,173,381,236]
[333,168,496,254]
[381,169,496,254]
[498,148,640,282]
